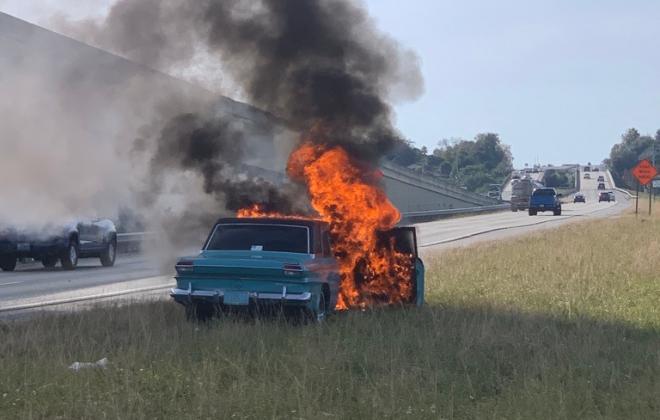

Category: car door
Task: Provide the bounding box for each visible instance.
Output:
[377,227,424,306]
[78,220,102,253]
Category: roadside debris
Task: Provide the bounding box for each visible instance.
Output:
[68,357,108,371]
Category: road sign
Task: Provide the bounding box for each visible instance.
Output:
[653,180,660,188]
[631,159,658,185]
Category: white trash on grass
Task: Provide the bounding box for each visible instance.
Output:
[68,357,108,371]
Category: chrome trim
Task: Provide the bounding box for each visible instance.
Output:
[169,288,311,302]
[170,287,223,298]
[256,291,311,301]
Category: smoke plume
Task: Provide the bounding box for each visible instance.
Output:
[54,0,423,217]
[1,0,423,251]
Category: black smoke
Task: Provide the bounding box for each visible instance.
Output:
[66,0,423,216]
[146,112,309,214]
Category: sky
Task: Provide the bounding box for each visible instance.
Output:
[1,0,659,167]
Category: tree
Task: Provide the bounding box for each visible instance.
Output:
[608,128,655,186]
[432,133,513,192]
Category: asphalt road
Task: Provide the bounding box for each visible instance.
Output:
[0,170,628,315]
[418,170,626,251]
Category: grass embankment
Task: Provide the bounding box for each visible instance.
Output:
[2,211,660,419]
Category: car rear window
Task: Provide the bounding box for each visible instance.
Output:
[206,224,310,253]
[532,189,555,196]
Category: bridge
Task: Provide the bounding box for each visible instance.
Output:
[0,11,501,217]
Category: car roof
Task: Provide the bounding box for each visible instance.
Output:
[214,217,327,229]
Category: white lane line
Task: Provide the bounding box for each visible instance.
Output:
[0,284,171,313]
[419,200,625,248]
[0,281,22,287]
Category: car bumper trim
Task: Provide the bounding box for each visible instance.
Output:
[170,287,312,303]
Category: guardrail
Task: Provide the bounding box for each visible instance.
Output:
[117,232,154,253]
[606,170,636,199]
[402,204,510,221]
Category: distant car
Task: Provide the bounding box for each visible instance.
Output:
[528,188,562,216]
[583,173,591,179]
[593,167,600,172]
[597,175,605,182]
[597,182,606,190]
[574,193,586,203]
[0,219,117,272]
[170,217,425,321]
[608,191,616,201]
[599,192,613,202]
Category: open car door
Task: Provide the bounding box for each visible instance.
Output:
[377,226,425,306]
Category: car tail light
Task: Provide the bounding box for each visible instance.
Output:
[175,260,194,274]
[283,263,303,277]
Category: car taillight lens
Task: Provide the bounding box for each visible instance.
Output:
[283,263,303,277]
[175,260,194,274]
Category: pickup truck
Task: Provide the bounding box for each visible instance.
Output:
[0,219,117,271]
[171,217,425,321]
[528,188,562,216]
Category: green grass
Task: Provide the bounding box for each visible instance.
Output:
[1,211,660,419]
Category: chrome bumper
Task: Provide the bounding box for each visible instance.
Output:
[170,284,312,303]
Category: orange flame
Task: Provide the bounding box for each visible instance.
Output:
[239,140,414,310]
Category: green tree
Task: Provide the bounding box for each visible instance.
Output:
[608,128,655,186]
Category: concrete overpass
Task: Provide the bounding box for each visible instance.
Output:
[0,11,501,217]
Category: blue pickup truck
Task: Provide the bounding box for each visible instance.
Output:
[528,188,562,216]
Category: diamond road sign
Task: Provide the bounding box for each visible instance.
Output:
[632,159,658,185]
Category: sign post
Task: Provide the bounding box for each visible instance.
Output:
[631,159,658,215]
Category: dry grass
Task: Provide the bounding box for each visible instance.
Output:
[1,210,659,419]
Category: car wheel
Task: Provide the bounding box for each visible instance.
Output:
[42,256,58,268]
[60,241,79,270]
[554,208,562,216]
[100,239,117,267]
[307,290,328,323]
[528,209,537,216]
[0,255,17,272]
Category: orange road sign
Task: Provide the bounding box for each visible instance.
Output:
[632,159,658,185]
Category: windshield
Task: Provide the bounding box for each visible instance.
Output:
[533,189,556,196]
[206,224,310,253]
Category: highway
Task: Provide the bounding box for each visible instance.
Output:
[0,170,628,316]
[419,170,626,250]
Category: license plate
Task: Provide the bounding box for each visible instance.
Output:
[223,291,250,306]
[17,243,30,251]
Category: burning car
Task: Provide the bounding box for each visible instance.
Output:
[170,217,424,321]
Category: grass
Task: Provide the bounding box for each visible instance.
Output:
[1,210,660,419]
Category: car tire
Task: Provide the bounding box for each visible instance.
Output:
[100,239,117,267]
[42,256,58,268]
[60,241,79,270]
[307,290,328,323]
[554,208,562,216]
[0,255,17,272]
[528,209,537,216]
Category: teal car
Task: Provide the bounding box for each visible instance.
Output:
[171,217,424,321]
